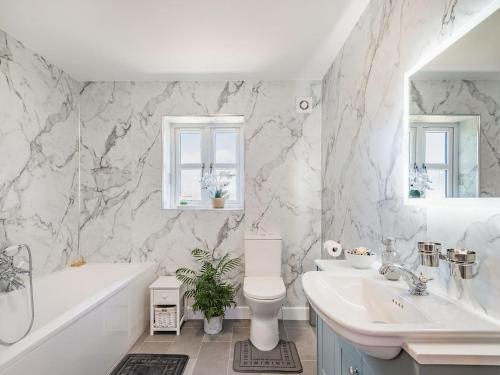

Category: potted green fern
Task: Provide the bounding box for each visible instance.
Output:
[176,248,241,334]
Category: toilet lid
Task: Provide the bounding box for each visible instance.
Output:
[244,277,286,300]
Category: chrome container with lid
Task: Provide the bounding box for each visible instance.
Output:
[446,248,477,280]
[417,242,442,267]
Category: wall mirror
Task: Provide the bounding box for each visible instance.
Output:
[406,8,500,199]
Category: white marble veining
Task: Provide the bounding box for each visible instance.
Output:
[79,81,322,306]
[411,79,500,197]
[0,30,80,275]
[321,0,500,319]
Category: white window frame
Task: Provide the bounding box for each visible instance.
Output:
[162,116,245,210]
[410,123,458,198]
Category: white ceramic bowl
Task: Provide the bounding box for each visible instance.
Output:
[345,252,375,269]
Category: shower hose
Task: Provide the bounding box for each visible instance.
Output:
[0,244,35,346]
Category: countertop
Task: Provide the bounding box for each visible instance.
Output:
[312,259,500,366]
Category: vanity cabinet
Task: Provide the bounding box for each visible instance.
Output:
[317,316,367,375]
[316,315,499,375]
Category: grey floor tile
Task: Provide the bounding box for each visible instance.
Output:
[128,331,149,353]
[231,319,251,327]
[279,320,288,340]
[229,327,250,359]
[182,359,196,375]
[227,362,249,375]
[138,341,172,354]
[167,327,204,358]
[183,320,203,328]
[128,331,148,353]
[285,327,316,361]
[301,360,317,375]
[283,320,312,328]
[231,327,250,342]
[203,320,234,342]
[145,331,177,342]
[192,342,231,375]
[178,324,204,336]
[128,341,144,354]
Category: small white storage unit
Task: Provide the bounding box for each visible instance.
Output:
[149,276,185,335]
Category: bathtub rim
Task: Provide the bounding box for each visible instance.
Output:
[0,262,156,373]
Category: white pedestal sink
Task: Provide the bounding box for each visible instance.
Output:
[303,265,500,360]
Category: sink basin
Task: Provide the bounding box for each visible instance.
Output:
[335,276,431,325]
[303,269,500,359]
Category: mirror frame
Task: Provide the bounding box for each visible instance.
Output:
[403,0,500,207]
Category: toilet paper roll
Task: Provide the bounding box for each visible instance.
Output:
[324,240,343,258]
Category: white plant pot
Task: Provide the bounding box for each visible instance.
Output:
[204,316,223,335]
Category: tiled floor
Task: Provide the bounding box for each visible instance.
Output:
[128,320,317,375]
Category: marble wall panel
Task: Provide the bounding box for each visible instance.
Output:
[0,30,80,275]
[79,81,322,306]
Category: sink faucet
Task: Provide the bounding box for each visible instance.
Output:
[379,263,430,296]
[0,245,31,293]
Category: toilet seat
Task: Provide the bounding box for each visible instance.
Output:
[244,277,286,300]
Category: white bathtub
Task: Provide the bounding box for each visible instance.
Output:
[0,263,156,375]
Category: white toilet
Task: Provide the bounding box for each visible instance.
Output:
[243,234,286,351]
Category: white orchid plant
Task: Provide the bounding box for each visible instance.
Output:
[409,164,432,198]
[200,171,235,199]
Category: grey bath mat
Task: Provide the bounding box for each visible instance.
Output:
[110,354,189,375]
[233,340,303,373]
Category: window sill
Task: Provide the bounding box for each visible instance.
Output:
[163,206,244,212]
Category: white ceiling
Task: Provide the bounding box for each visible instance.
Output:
[0,0,369,82]
[414,9,500,80]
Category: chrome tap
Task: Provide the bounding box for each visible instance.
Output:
[0,244,31,293]
[379,263,430,296]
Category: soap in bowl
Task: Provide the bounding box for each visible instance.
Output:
[345,247,375,269]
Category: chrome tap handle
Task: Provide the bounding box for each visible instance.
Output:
[418,273,432,283]
[0,244,32,293]
[379,263,430,296]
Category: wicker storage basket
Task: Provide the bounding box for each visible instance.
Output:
[154,306,177,328]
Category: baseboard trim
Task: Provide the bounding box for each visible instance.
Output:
[185,306,309,321]
[281,306,309,321]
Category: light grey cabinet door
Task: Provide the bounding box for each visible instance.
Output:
[316,315,323,375]
[335,335,362,375]
[361,360,376,375]
[317,315,336,375]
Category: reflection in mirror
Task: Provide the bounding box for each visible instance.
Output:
[409,115,479,198]
[408,8,500,198]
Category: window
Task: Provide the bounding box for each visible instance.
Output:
[162,116,244,209]
[409,124,457,198]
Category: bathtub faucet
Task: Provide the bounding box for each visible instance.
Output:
[0,244,32,293]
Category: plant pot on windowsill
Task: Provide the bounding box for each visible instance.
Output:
[212,197,225,209]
